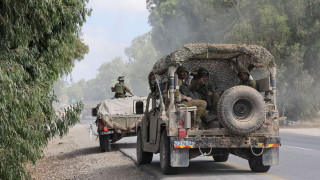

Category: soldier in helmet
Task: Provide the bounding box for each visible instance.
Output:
[190,67,220,115]
[111,76,134,98]
[238,67,257,89]
[175,65,210,129]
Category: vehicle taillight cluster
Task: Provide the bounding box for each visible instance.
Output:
[178,128,186,137]
[99,123,109,131]
[178,120,184,125]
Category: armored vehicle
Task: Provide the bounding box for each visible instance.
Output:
[92,96,146,152]
[136,43,280,174]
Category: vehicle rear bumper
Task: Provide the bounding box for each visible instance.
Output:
[171,136,280,149]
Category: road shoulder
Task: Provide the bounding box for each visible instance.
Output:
[28,124,156,180]
[280,128,320,136]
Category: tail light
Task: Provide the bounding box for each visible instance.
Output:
[178,120,184,125]
[178,128,186,137]
[98,123,109,131]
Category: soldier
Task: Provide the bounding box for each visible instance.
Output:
[175,66,208,129]
[238,67,257,89]
[190,67,220,115]
[111,76,134,98]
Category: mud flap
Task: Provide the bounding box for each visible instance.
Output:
[262,147,279,166]
[170,147,189,167]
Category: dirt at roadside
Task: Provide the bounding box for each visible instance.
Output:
[28,124,155,180]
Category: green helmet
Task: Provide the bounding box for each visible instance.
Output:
[176,65,189,74]
[118,76,125,82]
[196,67,209,78]
[238,67,250,76]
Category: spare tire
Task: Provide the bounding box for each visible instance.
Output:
[217,85,265,135]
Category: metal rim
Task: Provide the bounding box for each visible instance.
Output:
[233,99,253,121]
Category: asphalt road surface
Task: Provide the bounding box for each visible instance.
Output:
[114,130,320,180]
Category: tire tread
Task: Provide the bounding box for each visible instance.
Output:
[217,85,265,135]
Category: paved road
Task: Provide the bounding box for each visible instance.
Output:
[114,131,320,180]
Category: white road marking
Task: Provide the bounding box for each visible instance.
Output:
[282,145,313,151]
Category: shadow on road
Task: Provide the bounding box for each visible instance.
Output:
[181,160,252,174]
[139,160,253,178]
[56,146,120,160]
[115,142,136,149]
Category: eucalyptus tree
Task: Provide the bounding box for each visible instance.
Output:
[0,0,90,179]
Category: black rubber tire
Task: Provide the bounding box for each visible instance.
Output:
[213,154,229,162]
[160,130,178,175]
[249,155,271,172]
[99,135,111,152]
[136,129,153,164]
[217,85,265,135]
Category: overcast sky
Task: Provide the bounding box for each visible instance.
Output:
[70,0,151,82]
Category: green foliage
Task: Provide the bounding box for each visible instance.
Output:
[0,0,90,179]
[125,33,158,95]
[147,0,320,120]
[51,102,84,138]
[92,57,128,99]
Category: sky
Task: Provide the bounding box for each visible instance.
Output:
[70,0,151,82]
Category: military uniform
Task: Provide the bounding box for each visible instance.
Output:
[238,67,257,90]
[190,68,220,114]
[113,82,133,98]
[239,79,257,89]
[175,77,207,126]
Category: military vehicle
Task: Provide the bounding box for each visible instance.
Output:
[92,96,146,152]
[81,101,100,120]
[136,43,280,174]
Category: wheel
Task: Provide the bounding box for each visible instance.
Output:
[213,153,229,162]
[99,134,111,152]
[136,129,153,164]
[249,155,271,172]
[160,130,178,175]
[217,85,265,135]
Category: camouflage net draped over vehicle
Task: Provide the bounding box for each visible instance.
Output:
[149,43,275,91]
[184,59,238,91]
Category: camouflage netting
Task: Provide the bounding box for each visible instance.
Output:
[97,96,146,130]
[149,43,275,91]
